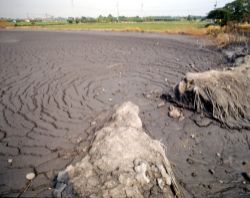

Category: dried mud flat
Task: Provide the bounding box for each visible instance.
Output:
[0,30,249,198]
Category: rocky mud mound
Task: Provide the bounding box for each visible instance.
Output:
[54,101,181,198]
[166,55,250,129]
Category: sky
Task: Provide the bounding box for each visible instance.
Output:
[0,0,234,19]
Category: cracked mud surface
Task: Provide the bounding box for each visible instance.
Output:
[0,30,249,197]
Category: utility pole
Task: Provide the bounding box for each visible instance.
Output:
[116,1,120,22]
[141,1,144,21]
[214,0,217,9]
[71,0,74,17]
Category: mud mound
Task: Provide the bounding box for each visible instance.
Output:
[54,101,181,198]
[166,56,250,129]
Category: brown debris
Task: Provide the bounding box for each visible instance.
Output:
[168,105,184,120]
[167,56,250,129]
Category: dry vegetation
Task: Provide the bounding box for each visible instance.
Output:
[168,57,250,129]
[207,24,250,46]
[0,20,13,28]
[1,19,249,47]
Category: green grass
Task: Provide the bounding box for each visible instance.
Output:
[15,21,67,26]
[14,21,206,30]
[13,21,207,34]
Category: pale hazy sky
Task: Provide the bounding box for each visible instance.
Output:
[0,0,233,18]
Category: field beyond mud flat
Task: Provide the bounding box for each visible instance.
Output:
[0,30,249,197]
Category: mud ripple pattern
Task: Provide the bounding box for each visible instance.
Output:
[1,30,249,197]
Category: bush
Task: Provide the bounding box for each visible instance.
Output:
[75,18,80,24]
[67,17,74,24]
[207,9,229,26]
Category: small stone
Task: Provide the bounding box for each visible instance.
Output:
[179,114,185,121]
[178,80,187,95]
[26,172,35,180]
[90,121,96,126]
[57,170,69,183]
[8,158,13,164]
[157,178,164,189]
[216,152,221,158]
[197,118,211,126]
[143,93,151,98]
[76,137,82,143]
[164,78,168,82]
[53,183,67,198]
[190,134,195,139]
[245,172,250,180]
[109,98,112,102]
[157,101,165,108]
[186,158,194,165]
[168,105,182,119]
[56,182,67,192]
[234,57,244,66]
[157,164,171,186]
[135,162,150,184]
[223,50,235,62]
[191,172,197,177]
[208,169,215,175]
[193,115,212,127]
[219,180,223,184]
[243,181,246,184]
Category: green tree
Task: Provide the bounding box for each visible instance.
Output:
[225,0,249,22]
[81,17,87,23]
[67,17,74,24]
[207,8,230,26]
[75,18,80,24]
[98,15,104,22]
[207,0,250,26]
[187,15,192,21]
[107,14,114,22]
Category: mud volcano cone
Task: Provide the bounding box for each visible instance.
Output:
[54,101,182,198]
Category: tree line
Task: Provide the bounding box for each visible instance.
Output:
[66,15,203,24]
[207,0,250,26]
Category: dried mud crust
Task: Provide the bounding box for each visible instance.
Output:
[0,30,249,197]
